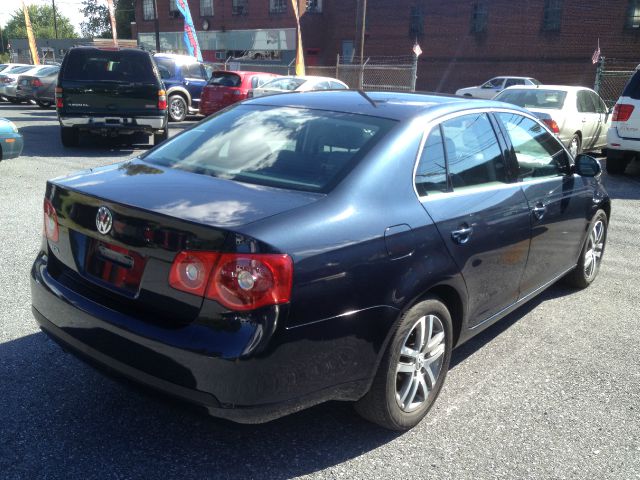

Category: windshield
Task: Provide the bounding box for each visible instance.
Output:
[495,89,567,110]
[210,72,242,87]
[261,78,306,91]
[63,49,156,82]
[142,105,396,193]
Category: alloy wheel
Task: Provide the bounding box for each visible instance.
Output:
[395,314,446,412]
[584,219,605,281]
[170,97,186,121]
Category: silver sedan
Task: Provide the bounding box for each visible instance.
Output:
[494,85,610,157]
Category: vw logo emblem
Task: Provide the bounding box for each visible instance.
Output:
[96,206,113,235]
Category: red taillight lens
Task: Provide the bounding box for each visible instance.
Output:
[158,89,167,110]
[43,198,59,242]
[612,104,634,122]
[33,78,43,87]
[541,118,560,134]
[168,251,293,311]
[55,87,63,108]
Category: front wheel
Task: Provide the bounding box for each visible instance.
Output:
[354,298,453,430]
[564,210,607,288]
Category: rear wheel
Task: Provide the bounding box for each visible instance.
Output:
[168,95,187,122]
[37,100,52,108]
[354,298,452,430]
[564,210,607,288]
[153,128,168,145]
[60,127,79,147]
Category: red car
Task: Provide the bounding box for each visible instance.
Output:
[199,71,280,115]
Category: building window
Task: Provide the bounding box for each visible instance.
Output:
[200,0,214,16]
[142,0,155,20]
[232,0,248,15]
[169,0,178,12]
[270,0,287,14]
[471,2,488,33]
[626,0,640,28]
[306,0,322,13]
[542,0,563,31]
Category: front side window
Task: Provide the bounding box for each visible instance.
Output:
[184,63,204,80]
[626,0,640,28]
[200,0,214,16]
[497,113,569,179]
[470,2,488,33]
[142,105,396,193]
[415,127,448,196]
[577,90,596,113]
[142,0,155,20]
[270,0,287,13]
[542,0,563,31]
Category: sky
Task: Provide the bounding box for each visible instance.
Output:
[1,0,87,35]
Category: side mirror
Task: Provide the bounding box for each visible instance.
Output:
[574,154,601,177]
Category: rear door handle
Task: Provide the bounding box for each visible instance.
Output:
[451,225,473,244]
[532,203,547,220]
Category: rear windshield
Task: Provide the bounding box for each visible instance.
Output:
[62,49,156,83]
[496,89,567,109]
[622,70,640,100]
[210,72,242,87]
[142,105,396,193]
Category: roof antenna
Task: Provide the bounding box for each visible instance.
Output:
[357,89,377,107]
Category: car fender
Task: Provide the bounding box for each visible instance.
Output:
[166,86,192,104]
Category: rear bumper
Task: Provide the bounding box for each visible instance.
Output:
[607,126,640,154]
[1,133,24,159]
[58,114,167,132]
[31,252,384,422]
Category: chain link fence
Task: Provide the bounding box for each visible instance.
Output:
[594,57,638,108]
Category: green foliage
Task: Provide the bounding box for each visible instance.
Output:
[4,5,78,39]
[81,0,135,39]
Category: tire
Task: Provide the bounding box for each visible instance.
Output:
[605,153,629,175]
[60,127,79,147]
[153,128,168,145]
[168,95,187,122]
[37,100,52,109]
[564,209,607,289]
[568,133,581,158]
[354,297,453,430]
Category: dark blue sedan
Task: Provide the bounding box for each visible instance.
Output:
[31,91,610,430]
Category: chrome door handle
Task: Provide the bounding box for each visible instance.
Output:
[532,203,547,220]
[451,225,473,244]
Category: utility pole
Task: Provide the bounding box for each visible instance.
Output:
[52,0,59,39]
[0,24,4,54]
[153,0,160,52]
[359,0,367,64]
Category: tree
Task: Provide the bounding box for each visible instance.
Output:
[80,0,135,40]
[3,5,78,39]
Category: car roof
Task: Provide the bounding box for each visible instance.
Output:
[500,85,593,92]
[216,70,278,77]
[494,76,537,80]
[245,90,529,121]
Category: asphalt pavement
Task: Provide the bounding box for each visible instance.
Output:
[0,103,639,480]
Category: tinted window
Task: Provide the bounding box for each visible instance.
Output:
[441,113,507,188]
[497,113,569,179]
[495,89,567,109]
[622,70,640,100]
[155,58,176,78]
[210,71,242,87]
[63,49,156,82]
[415,127,448,195]
[143,105,396,193]
[184,63,204,79]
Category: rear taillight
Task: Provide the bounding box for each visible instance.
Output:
[32,78,43,87]
[612,104,634,122]
[158,89,167,110]
[541,118,560,134]
[169,251,293,311]
[1,77,13,84]
[55,87,63,108]
[43,198,59,242]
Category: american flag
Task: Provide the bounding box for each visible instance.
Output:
[413,43,423,57]
[592,39,601,64]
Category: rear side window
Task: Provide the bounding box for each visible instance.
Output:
[622,70,640,100]
[143,105,396,193]
[184,63,205,79]
[505,78,525,88]
[62,49,157,82]
[155,58,176,79]
[415,127,448,195]
[210,72,242,87]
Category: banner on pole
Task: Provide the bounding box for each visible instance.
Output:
[290,0,305,76]
[106,0,118,46]
[22,1,40,65]
[176,0,203,62]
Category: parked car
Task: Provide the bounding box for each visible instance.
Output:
[0,63,30,74]
[494,85,610,157]
[199,70,280,116]
[455,76,541,99]
[33,91,610,429]
[56,47,168,147]
[154,53,214,122]
[0,118,23,161]
[0,65,46,103]
[606,66,640,174]
[15,65,60,108]
[251,75,348,97]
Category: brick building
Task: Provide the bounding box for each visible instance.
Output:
[133,0,640,92]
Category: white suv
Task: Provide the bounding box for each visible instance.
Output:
[606,67,640,174]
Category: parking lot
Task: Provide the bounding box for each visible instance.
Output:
[1,102,639,479]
